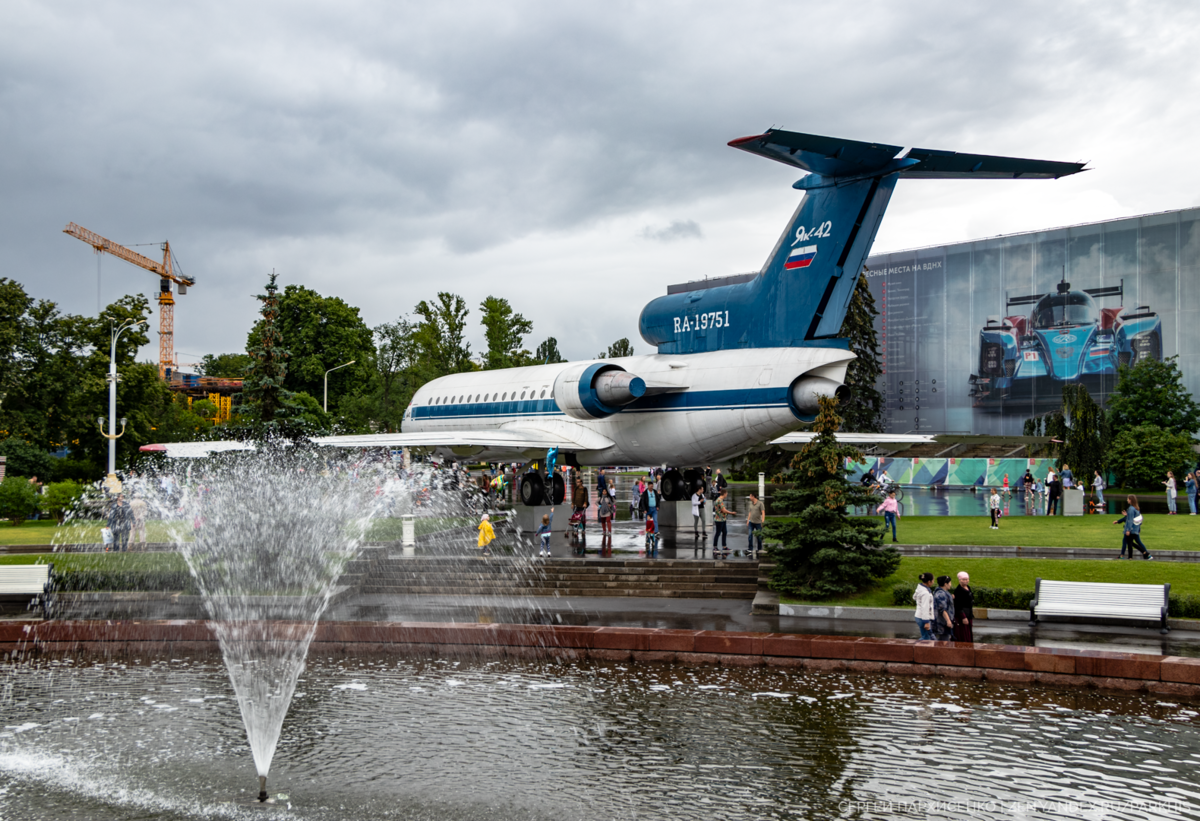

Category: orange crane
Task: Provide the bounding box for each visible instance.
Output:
[63,222,195,380]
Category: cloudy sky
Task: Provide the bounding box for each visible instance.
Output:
[3,1,1198,365]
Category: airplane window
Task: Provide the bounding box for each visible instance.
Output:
[475,394,480,402]
[502,392,507,400]
[540,389,546,398]
[520,391,526,399]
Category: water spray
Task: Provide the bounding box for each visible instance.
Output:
[258,775,268,802]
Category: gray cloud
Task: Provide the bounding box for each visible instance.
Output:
[641,220,703,243]
[1,1,1198,361]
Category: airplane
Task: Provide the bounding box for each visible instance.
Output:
[147,130,1086,505]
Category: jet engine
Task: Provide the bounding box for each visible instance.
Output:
[789,375,850,417]
[553,363,646,420]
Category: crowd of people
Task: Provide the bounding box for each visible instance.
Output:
[912,571,974,642]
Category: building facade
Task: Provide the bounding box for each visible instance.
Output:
[863,207,1200,435]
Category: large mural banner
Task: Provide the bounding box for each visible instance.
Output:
[847,457,1059,488]
[864,208,1200,436]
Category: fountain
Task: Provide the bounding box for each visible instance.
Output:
[137,444,391,801]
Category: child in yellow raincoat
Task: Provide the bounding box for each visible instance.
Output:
[478,513,496,556]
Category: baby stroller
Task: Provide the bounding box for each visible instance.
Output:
[569,510,586,538]
[644,521,659,559]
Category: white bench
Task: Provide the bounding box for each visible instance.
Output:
[0,564,55,619]
[1029,578,1170,634]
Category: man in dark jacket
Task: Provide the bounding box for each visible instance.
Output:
[952,571,974,643]
[572,479,589,533]
[1047,476,1062,516]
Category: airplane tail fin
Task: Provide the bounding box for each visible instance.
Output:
[638,130,1086,354]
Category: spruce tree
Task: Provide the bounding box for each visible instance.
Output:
[767,395,900,599]
[838,273,883,432]
[243,273,291,424]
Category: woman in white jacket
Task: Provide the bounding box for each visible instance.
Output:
[913,572,935,640]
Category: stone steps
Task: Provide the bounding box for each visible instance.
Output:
[351,556,760,599]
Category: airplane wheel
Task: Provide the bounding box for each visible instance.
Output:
[550,474,565,505]
[519,473,545,506]
[683,469,706,498]
[661,469,686,501]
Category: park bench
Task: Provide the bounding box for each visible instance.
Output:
[1029,578,1170,634]
[0,564,55,620]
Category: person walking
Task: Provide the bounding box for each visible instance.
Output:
[877,490,900,542]
[1114,496,1152,560]
[107,495,132,552]
[644,517,660,559]
[691,486,707,539]
[572,479,590,534]
[745,492,765,559]
[933,576,956,642]
[536,509,555,557]
[712,489,731,558]
[1093,470,1106,512]
[1003,473,1010,494]
[913,573,935,640]
[988,488,1002,529]
[952,571,974,643]
[477,513,496,557]
[633,478,646,520]
[714,468,728,497]
[1188,472,1198,516]
[1164,471,1178,515]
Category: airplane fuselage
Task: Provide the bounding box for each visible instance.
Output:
[403,346,853,466]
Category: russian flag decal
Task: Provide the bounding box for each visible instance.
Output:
[785,244,817,270]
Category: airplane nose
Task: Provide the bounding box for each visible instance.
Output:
[594,371,646,407]
[790,375,850,415]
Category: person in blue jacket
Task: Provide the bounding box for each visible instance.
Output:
[1114,495,1152,560]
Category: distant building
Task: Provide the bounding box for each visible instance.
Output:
[863,207,1200,436]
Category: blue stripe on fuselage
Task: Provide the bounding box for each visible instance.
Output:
[411,387,790,420]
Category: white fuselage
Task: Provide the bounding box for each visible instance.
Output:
[403,346,853,466]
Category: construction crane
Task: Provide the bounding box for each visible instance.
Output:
[63,222,195,380]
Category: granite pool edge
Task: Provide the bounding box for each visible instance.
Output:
[4,620,1200,698]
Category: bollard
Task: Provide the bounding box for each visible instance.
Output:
[401,513,416,556]
[758,472,765,500]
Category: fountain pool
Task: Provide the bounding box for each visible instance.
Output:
[3,651,1199,820]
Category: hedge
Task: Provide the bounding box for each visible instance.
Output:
[52,568,197,594]
[891,583,1200,619]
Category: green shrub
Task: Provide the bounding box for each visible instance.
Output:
[0,476,39,525]
[890,583,1034,610]
[41,481,85,523]
[53,567,196,593]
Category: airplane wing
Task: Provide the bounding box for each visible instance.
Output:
[139,440,257,458]
[313,424,615,461]
[769,432,938,450]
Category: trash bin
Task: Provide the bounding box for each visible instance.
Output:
[401,514,416,556]
[1063,488,1084,516]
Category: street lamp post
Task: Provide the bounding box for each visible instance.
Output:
[323,360,356,413]
[98,319,147,481]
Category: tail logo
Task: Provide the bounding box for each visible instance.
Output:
[784,244,818,270]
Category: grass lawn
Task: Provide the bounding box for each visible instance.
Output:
[839,514,1198,551]
[0,551,187,572]
[779,555,1200,608]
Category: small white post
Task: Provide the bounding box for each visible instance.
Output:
[758,472,766,500]
[400,513,415,556]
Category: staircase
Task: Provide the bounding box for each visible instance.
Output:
[345,554,760,599]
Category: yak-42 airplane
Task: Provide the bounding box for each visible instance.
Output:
[237,130,1088,504]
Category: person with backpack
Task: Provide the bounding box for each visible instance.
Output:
[1092,470,1106,512]
[598,492,614,537]
[1114,495,1152,560]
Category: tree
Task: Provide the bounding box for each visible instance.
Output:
[598,338,634,359]
[0,438,54,479]
[1058,384,1108,480]
[198,353,252,378]
[373,318,422,431]
[1107,424,1196,489]
[535,337,566,364]
[243,273,290,423]
[248,284,375,411]
[480,296,534,370]
[1108,357,1200,438]
[0,476,38,525]
[765,396,900,599]
[838,274,883,433]
[414,293,473,378]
